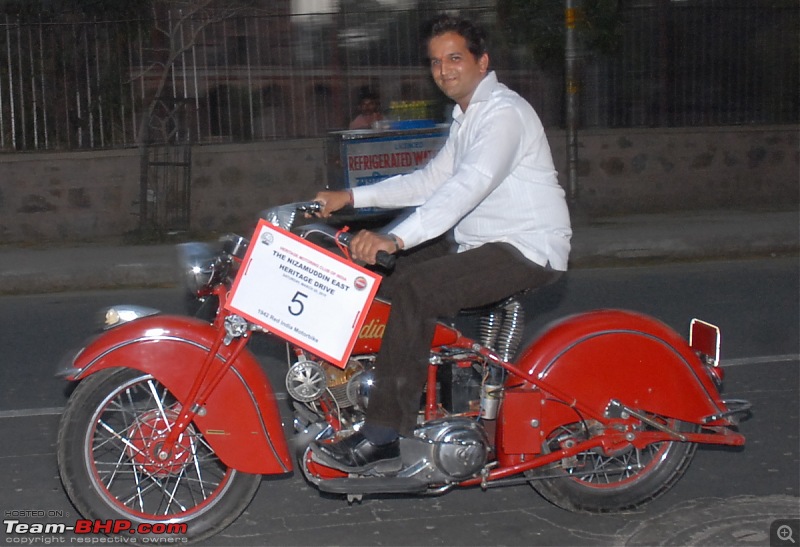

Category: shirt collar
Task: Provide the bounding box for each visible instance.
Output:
[452,71,498,120]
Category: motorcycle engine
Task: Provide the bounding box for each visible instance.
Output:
[288,358,490,482]
[408,418,490,481]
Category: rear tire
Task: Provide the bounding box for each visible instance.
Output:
[57,367,261,543]
[528,419,698,512]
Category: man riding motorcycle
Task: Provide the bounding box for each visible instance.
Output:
[310,13,571,473]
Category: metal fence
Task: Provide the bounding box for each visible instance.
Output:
[588,1,799,127]
[0,1,796,152]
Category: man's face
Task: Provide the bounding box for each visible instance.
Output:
[428,31,488,110]
[360,98,379,114]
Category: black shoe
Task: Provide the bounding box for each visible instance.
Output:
[311,432,401,474]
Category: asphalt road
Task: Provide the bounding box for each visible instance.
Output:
[1,257,798,546]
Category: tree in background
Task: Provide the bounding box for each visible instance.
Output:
[497,0,623,73]
[133,0,260,233]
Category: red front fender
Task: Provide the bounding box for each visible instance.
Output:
[64,315,292,475]
[517,309,729,424]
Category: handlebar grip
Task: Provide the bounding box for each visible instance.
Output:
[335,232,396,270]
[375,250,397,270]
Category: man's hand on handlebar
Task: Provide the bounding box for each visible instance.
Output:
[311,190,351,218]
[350,231,403,266]
[304,192,402,267]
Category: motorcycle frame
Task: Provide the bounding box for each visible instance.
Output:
[61,283,745,488]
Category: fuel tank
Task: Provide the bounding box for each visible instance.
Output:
[350,298,459,354]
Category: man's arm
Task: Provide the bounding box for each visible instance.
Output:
[387,104,526,249]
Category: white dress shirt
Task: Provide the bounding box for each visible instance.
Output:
[352,71,572,271]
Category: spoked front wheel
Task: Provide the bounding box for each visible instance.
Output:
[528,419,698,512]
[57,368,261,543]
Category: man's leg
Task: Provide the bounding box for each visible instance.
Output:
[366,242,560,436]
[311,242,560,473]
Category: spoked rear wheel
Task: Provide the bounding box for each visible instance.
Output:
[527,419,698,512]
[57,368,261,543]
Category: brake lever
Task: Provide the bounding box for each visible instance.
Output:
[296,201,323,216]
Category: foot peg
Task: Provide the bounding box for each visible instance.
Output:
[316,476,428,495]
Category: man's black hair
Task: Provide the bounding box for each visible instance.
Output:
[424,13,488,60]
[357,86,380,102]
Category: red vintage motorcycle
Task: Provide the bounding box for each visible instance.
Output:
[57,202,750,544]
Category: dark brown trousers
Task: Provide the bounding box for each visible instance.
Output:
[365,235,561,436]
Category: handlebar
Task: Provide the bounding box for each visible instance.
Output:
[291,202,397,270]
[334,230,397,270]
[295,201,322,215]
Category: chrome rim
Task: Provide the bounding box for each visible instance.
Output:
[85,374,234,520]
[545,422,673,488]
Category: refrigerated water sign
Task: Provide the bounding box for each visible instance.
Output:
[343,130,447,190]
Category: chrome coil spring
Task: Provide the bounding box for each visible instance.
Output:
[478,309,503,350]
[478,298,525,362]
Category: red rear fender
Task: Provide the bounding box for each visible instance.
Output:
[65,315,292,475]
[517,310,728,424]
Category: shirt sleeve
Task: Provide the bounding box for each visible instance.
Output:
[388,104,526,249]
[352,132,456,209]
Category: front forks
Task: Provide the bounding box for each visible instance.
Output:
[157,314,252,460]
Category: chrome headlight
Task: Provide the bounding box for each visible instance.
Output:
[185,260,216,295]
[176,242,218,295]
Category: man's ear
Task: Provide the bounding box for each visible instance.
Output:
[479,53,489,74]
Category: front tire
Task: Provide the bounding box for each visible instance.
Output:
[528,419,698,512]
[57,367,261,543]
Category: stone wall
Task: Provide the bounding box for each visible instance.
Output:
[0,126,796,244]
[188,140,326,234]
[562,126,799,215]
[0,148,141,243]
[0,140,327,244]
